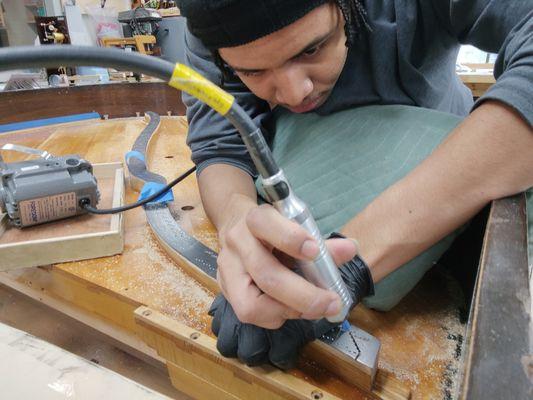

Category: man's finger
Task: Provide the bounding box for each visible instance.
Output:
[246,204,319,260]
[241,241,342,320]
[325,238,358,266]
[220,258,299,328]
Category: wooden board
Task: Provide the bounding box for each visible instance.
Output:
[0,83,185,124]
[136,306,346,400]
[0,321,169,400]
[0,117,466,399]
[136,305,412,400]
[457,64,495,97]
[0,162,125,270]
[460,195,532,399]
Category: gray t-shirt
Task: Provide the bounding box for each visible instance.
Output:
[183,0,533,177]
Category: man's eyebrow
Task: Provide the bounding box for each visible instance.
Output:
[228,28,335,74]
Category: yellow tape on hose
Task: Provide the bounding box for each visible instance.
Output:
[169,63,234,115]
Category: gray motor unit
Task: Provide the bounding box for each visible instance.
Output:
[0,146,99,228]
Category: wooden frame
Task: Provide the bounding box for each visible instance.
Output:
[0,162,125,271]
[0,83,186,125]
[460,194,532,399]
[135,305,410,400]
[0,100,500,398]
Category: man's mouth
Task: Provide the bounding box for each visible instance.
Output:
[287,94,326,114]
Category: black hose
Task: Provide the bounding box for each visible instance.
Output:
[0,45,284,200]
[81,166,196,214]
[0,45,175,81]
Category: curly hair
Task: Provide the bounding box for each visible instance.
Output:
[213,0,371,83]
[335,0,372,46]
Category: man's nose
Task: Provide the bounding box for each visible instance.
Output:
[273,65,313,107]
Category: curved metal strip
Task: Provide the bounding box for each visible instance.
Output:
[126,112,219,288]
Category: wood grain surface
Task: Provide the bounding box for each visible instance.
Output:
[0,117,466,399]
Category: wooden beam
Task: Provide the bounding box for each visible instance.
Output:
[460,195,532,399]
[136,305,345,400]
[0,83,186,124]
[135,306,410,400]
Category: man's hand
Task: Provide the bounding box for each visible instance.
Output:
[217,201,358,329]
[198,164,357,329]
[208,294,335,370]
[209,251,374,369]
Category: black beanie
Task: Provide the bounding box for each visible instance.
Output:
[178,0,329,49]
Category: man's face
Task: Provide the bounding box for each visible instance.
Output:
[219,3,348,113]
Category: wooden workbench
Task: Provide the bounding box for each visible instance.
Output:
[0,115,467,399]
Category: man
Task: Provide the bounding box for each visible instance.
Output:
[178,0,533,369]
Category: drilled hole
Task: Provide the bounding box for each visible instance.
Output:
[181,205,194,211]
[164,155,174,159]
[142,310,152,317]
[311,391,323,400]
[190,332,200,340]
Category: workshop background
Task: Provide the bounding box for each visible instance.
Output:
[0,1,529,400]
[0,0,495,92]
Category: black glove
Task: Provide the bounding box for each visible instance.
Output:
[209,233,374,369]
[328,232,375,303]
[208,294,337,370]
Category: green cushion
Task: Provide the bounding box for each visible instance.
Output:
[258,105,463,310]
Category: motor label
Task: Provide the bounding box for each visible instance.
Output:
[19,192,77,226]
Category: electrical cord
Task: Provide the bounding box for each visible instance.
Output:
[80,166,196,214]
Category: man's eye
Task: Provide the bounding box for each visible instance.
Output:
[303,45,320,57]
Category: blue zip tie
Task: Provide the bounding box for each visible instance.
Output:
[125,150,146,164]
[138,181,174,205]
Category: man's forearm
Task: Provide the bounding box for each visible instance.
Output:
[198,163,258,234]
[342,101,533,282]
